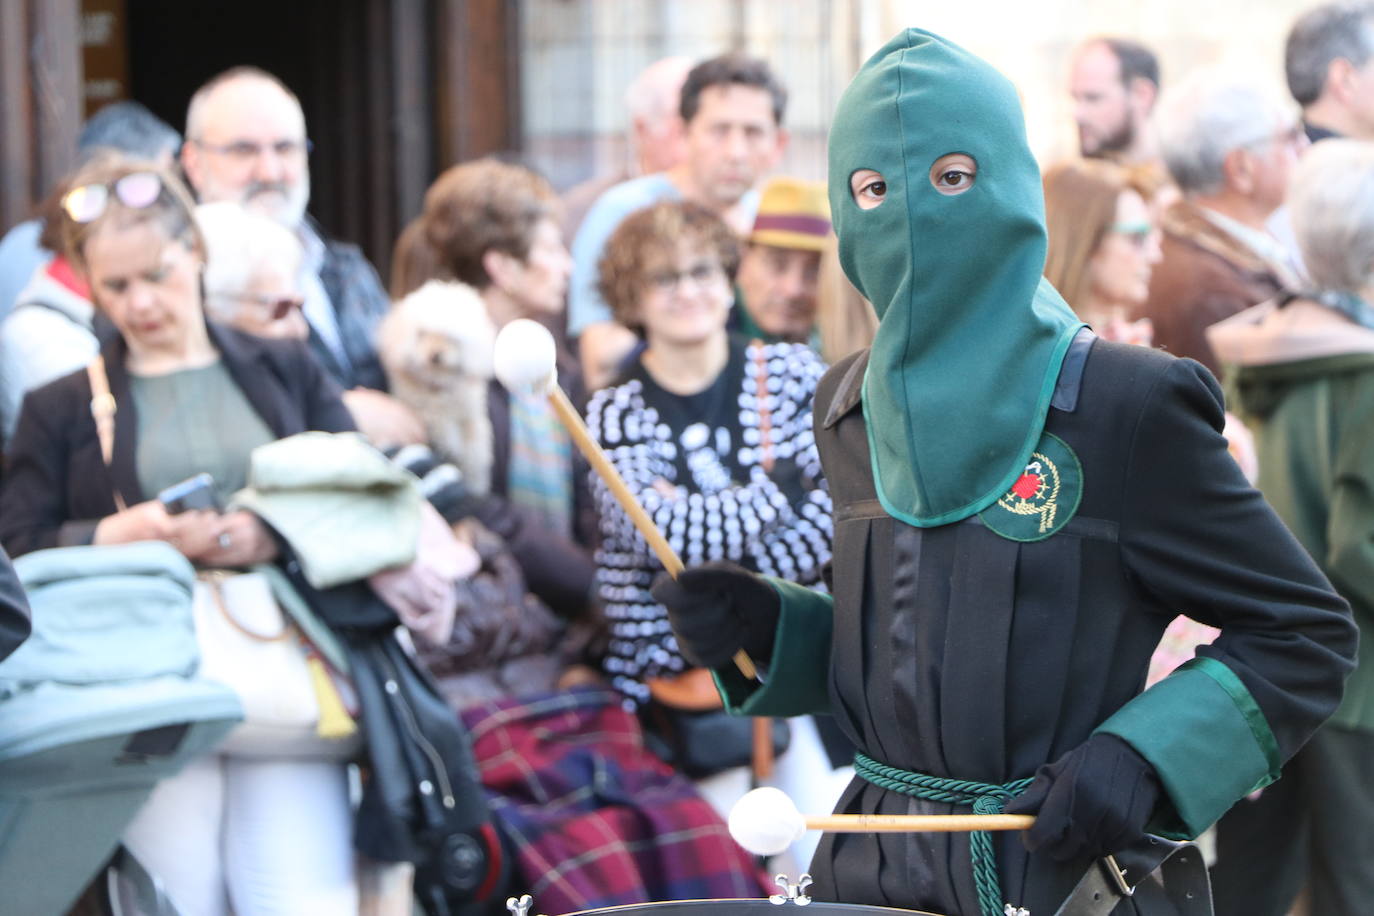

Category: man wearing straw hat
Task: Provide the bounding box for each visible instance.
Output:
[654,28,1356,916]
[730,177,831,348]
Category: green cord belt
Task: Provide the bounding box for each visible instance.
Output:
[853,752,1033,916]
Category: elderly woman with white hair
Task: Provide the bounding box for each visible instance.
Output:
[1137,66,1307,376]
[197,201,426,447]
[1207,138,1374,915]
[197,201,310,340]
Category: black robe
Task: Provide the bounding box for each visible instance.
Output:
[718,337,1355,915]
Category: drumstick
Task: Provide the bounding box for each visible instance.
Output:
[493,319,758,680]
[803,813,1034,833]
[729,787,1034,856]
[544,385,683,578]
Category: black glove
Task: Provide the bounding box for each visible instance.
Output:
[650,561,780,669]
[1004,733,1162,862]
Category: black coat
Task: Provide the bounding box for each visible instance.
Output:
[0,545,30,661]
[0,322,355,556]
[314,233,392,392]
[772,338,1355,915]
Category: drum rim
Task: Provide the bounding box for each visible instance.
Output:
[555,898,942,916]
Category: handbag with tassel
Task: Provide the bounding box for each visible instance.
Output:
[87,356,361,761]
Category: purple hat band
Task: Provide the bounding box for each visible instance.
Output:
[752,213,832,238]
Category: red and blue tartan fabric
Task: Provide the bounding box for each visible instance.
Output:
[460,686,771,913]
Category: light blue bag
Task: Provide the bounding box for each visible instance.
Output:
[0,541,199,697]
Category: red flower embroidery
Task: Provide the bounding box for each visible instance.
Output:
[1011,471,1040,501]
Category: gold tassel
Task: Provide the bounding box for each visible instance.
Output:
[305,650,358,740]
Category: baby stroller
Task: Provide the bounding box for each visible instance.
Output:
[0,542,242,915]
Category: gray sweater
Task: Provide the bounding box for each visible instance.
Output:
[0,264,97,442]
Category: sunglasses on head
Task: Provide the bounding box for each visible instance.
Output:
[1108,221,1155,245]
[62,171,164,224]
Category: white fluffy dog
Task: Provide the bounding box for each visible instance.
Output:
[380,281,496,496]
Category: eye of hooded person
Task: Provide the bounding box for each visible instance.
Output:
[849,169,888,209]
[929,154,977,195]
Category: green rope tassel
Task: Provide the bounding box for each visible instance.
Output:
[853,752,1032,916]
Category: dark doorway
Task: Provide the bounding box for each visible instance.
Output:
[123,0,440,278]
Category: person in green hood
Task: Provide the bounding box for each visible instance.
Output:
[651,28,1357,916]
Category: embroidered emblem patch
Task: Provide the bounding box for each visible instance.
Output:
[978,432,1082,542]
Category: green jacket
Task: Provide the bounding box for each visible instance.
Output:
[1211,298,1374,731]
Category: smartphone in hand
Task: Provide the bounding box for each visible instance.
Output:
[157,473,220,515]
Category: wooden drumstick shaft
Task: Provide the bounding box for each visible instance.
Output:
[546,385,758,680]
[803,813,1035,833]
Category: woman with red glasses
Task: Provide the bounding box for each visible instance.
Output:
[0,155,359,914]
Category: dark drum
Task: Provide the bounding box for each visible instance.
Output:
[560,900,943,916]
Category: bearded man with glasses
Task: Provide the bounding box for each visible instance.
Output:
[181,66,424,449]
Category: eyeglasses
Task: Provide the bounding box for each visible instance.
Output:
[193,138,313,163]
[61,171,164,223]
[647,261,722,294]
[211,290,305,321]
[1240,124,1306,152]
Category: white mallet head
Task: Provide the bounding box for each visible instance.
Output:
[728,786,806,857]
[493,318,557,394]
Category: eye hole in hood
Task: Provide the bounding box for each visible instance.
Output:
[849,169,888,209]
[929,154,977,195]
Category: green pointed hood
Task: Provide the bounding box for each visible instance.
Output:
[828,28,1084,527]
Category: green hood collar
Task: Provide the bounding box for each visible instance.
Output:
[828,29,1083,527]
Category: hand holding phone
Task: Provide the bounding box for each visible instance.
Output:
[157,473,220,515]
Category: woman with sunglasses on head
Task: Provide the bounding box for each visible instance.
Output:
[651,30,1355,916]
[0,156,359,914]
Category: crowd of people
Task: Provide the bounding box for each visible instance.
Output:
[0,2,1370,915]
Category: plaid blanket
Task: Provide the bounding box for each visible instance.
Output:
[460,686,770,914]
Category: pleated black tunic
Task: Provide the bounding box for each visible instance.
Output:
[721,337,1356,916]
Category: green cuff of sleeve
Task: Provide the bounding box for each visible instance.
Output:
[712,577,834,717]
[1095,656,1280,839]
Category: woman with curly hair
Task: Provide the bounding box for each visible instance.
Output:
[588,199,832,710]
[584,201,840,867]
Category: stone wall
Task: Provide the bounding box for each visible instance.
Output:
[520,0,1319,190]
[521,0,862,190]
